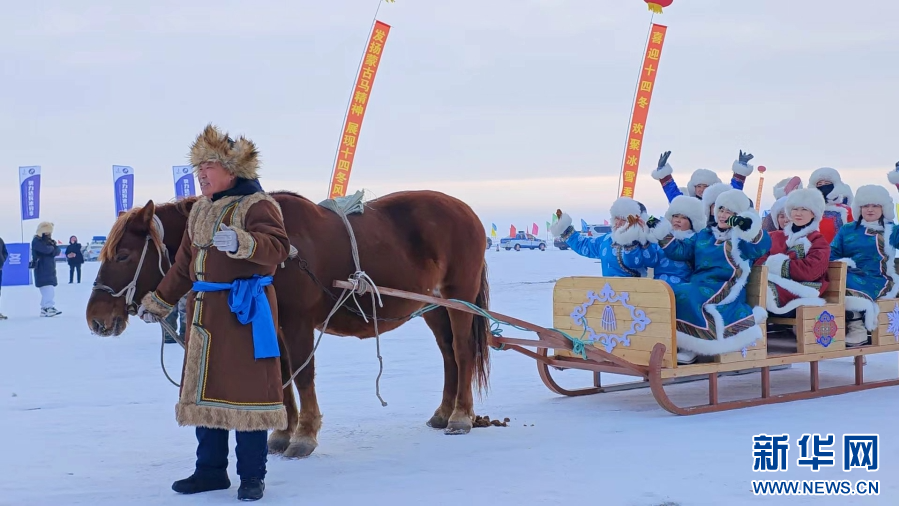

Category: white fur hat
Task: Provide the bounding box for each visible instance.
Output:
[784,188,825,231]
[808,167,842,187]
[769,196,788,230]
[715,189,752,215]
[687,169,723,197]
[701,182,733,214]
[853,185,895,222]
[609,197,643,220]
[773,177,803,199]
[666,195,707,233]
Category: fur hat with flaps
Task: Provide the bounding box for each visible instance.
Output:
[686,169,722,197]
[35,221,54,237]
[853,185,895,223]
[701,182,732,214]
[784,188,825,231]
[189,124,260,180]
[666,195,706,233]
[715,189,753,215]
[609,197,643,220]
[808,167,842,187]
[768,196,788,230]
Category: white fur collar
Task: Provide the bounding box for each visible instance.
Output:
[861,220,885,232]
[784,223,816,247]
[711,227,732,242]
[670,229,695,240]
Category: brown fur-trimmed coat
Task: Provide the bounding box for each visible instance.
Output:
[141,192,290,431]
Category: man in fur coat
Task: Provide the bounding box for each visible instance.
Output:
[137,124,290,501]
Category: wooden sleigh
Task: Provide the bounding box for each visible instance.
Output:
[335,261,899,415]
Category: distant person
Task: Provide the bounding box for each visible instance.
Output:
[0,235,7,320]
[32,222,62,317]
[66,235,85,284]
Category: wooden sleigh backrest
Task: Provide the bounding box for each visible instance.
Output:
[746,265,768,309]
[824,261,848,304]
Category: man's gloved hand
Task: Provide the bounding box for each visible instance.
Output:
[213,224,239,253]
[136,304,162,324]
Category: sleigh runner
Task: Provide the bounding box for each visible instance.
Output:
[338,261,899,415]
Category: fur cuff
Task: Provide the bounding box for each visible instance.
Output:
[888,170,899,186]
[767,274,823,299]
[844,295,879,331]
[652,163,673,181]
[226,227,257,260]
[836,257,857,269]
[732,159,754,177]
[764,253,790,279]
[176,402,288,431]
[647,218,673,243]
[733,210,763,242]
[674,324,763,357]
[140,291,175,318]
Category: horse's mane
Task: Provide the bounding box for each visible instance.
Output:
[99,200,190,262]
[269,190,314,204]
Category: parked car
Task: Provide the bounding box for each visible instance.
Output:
[500,231,546,251]
[83,236,107,262]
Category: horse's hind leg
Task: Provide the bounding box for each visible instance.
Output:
[283,319,323,459]
[269,336,298,454]
[423,307,458,429]
[442,285,481,435]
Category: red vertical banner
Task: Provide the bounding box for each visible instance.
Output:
[619,23,667,198]
[328,21,391,199]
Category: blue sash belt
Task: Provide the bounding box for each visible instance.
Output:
[192,275,279,360]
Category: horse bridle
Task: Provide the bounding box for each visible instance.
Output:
[92,215,171,316]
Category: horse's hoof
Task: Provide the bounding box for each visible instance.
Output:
[267,431,291,454]
[283,437,318,459]
[444,418,472,435]
[426,414,449,429]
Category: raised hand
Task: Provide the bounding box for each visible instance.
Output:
[646,216,660,229]
[739,150,754,165]
[727,215,752,231]
[657,151,672,169]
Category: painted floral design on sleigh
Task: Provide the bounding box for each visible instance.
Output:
[553,277,676,367]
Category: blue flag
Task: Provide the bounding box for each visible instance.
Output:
[172,165,195,200]
[581,218,589,232]
[19,166,41,220]
[113,165,135,216]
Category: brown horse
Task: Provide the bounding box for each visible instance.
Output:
[84,190,491,457]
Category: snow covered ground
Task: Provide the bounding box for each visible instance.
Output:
[1,251,896,505]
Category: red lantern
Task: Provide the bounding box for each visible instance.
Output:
[644,0,673,14]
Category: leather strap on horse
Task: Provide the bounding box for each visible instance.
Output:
[281,191,389,406]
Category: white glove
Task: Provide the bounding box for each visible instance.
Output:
[136,304,161,324]
[549,212,573,237]
[213,224,239,253]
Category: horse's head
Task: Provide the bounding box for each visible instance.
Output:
[86,200,171,337]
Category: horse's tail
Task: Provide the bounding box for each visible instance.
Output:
[472,259,491,396]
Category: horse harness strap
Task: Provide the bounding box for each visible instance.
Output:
[279,191,390,406]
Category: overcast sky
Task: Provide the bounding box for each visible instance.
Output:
[1,0,897,243]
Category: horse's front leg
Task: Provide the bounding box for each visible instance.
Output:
[282,319,323,459]
[269,335,298,454]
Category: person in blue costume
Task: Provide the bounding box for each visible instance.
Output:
[549,197,662,277]
[830,179,899,346]
[650,150,756,203]
[700,182,735,229]
[647,195,707,286]
[656,190,771,364]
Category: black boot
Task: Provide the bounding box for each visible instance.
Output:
[171,472,231,494]
[237,478,265,501]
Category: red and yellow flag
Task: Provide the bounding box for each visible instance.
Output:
[328,20,391,199]
[619,23,667,198]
